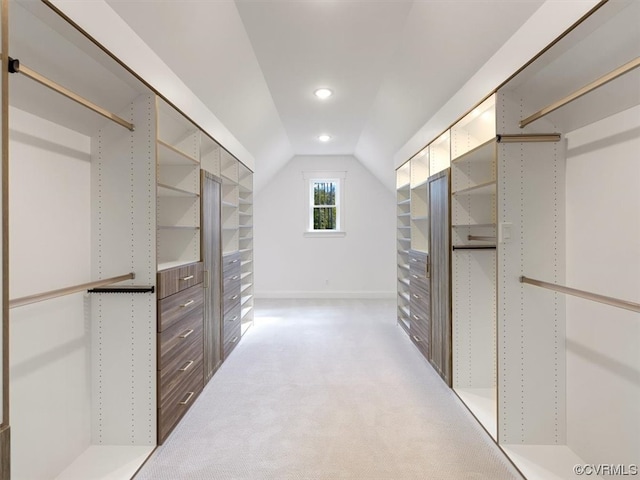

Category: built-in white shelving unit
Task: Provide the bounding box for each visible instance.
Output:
[495,2,640,477]
[396,162,411,333]
[156,98,201,271]
[410,147,429,253]
[7,3,156,479]
[450,95,498,439]
[238,163,254,335]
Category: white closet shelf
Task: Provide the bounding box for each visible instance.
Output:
[238,211,252,217]
[239,198,252,205]
[239,224,253,228]
[241,282,253,293]
[220,172,238,184]
[241,305,253,319]
[399,291,410,302]
[222,201,238,208]
[397,182,410,190]
[241,259,253,266]
[500,445,589,480]
[411,178,429,189]
[397,212,411,218]
[452,180,496,196]
[158,259,201,271]
[397,199,411,205]
[397,237,411,242]
[54,445,154,480]
[398,277,410,287]
[157,184,199,198]
[240,271,252,280]
[452,137,496,164]
[454,387,497,441]
[158,225,200,230]
[240,295,253,306]
[412,216,428,221]
[398,305,410,317]
[157,139,199,165]
[239,248,252,254]
[452,223,496,228]
[398,263,410,271]
[397,226,411,230]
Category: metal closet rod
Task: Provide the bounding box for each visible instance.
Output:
[519,57,640,128]
[520,276,640,314]
[5,55,135,132]
[9,273,135,309]
[497,134,561,143]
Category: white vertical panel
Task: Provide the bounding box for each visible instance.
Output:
[497,91,566,444]
[91,94,156,445]
[565,105,640,466]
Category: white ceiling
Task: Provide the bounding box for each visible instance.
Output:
[105,0,545,192]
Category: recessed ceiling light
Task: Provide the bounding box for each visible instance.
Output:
[318,134,331,142]
[314,88,333,99]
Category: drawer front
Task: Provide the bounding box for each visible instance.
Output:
[222,252,241,276]
[158,331,204,409]
[158,360,204,443]
[223,268,241,293]
[223,303,241,339]
[157,262,204,299]
[158,312,203,371]
[223,326,241,360]
[223,282,241,316]
[158,283,204,332]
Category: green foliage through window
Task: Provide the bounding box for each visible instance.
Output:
[313,182,337,230]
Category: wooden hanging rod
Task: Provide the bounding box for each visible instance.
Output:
[9,273,135,309]
[5,55,135,131]
[519,57,640,128]
[497,134,561,143]
[520,276,640,314]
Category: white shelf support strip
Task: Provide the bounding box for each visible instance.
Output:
[519,57,640,128]
[520,276,640,314]
[9,272,135,309]
[5,55,135,131]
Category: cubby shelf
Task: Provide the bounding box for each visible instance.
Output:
[452,180,496,196]
[157,139,199,165]
[157,183,199,198]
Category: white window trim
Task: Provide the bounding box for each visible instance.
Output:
[303,170,346,237]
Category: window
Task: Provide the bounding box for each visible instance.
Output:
[303,171,346,237]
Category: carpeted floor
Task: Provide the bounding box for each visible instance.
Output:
[134,298,522,480]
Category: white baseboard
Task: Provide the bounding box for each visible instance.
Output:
[254,291,396,299]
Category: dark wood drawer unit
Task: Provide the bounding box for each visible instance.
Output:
[157,262,205,444]
[157,262,204,299]
[222,252,242,358]
[408,250,431,359]
[223,303,242,359]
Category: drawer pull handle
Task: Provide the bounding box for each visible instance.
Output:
[231,275,240,280]
[179,329,194,339]
[412,275,419,279]
[412,335,421,342]
[413,314,420,320]
[180,300,195,308]
[179,360,194,372]
[230,259,239,263]
[230,295,239,300]
[413,294,420,299]
[229,316,238,322]
[180,275,194,281]
[178,391,195,405]
[231,336,239,344]
[411,258,417,262]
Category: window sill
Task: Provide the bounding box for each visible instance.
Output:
[304,231,346,238]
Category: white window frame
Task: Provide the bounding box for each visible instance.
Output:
[303,170,346,237]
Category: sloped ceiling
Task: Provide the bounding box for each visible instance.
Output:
[105,0,545,192]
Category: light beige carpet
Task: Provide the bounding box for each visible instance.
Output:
[134,298,522,480]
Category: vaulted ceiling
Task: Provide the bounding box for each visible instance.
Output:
[104,0,545,192]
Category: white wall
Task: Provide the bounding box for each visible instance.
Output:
[565,105,640,466]
[254,155,395,298]
[9,107,92,479]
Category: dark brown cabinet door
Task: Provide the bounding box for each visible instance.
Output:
[428,169,452,386]
[202,171,223,382]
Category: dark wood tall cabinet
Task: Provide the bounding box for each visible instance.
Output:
[428,169,452,386]
[201,171,223,382]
